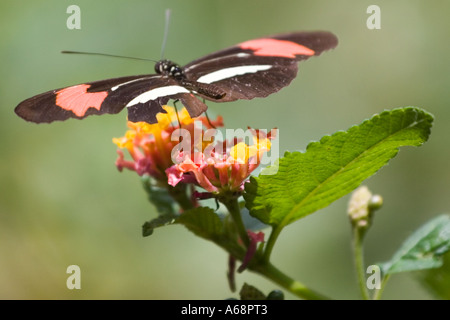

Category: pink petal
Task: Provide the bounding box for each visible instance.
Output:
[166,166,185,186]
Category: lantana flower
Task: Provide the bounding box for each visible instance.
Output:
[166,127,275,196]
[112,105,223,182]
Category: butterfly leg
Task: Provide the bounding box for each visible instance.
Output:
[173,99,182,128]
[202,98,216,129]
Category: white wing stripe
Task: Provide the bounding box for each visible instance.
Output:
[124,65,273,107]
[126,85,190,107]
[197,65,272,84]
[183,53,251,72]
[111,77,150,91]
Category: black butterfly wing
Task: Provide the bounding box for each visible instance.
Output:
[14,74,176,123]
[182,31,338,101]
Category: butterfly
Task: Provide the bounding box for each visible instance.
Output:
[15,31,338,124]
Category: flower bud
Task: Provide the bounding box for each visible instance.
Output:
[348,185,383,230]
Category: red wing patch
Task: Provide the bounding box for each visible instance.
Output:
[239,38,315,58]
[55,84,108,117]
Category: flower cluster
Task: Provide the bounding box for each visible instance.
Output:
[112,105,222,182]
[113,105,274,197]
[166,128,274,196]
[114,106,273,279]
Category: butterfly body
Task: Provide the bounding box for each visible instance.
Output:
[15,31,338,124]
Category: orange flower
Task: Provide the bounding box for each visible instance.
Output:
[113,105,223,182]
[166,128,275,194]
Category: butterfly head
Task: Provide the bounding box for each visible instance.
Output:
[154,59,184,80]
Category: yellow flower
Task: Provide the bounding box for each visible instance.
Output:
[167,128,275,194]
[112,130,136,151]
[112,105,223,182]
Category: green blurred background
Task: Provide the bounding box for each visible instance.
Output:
[1,0,449,299]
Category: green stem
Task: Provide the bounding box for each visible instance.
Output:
[372,274,390,300]
[211,196,330,300]
[263,225,282,263]
[251,261,331,300]
[212,232,330,299]
[353,227,370,300]
[221,195,250,246]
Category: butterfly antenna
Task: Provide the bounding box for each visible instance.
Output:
[61,50,158,62]
[160,8,172,60]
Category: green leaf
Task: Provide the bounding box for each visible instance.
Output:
[142,176,175,215]
[417,251,450,299]
[239,283,267,300]
[378,214,450,275]
[142,207,226,239]
[141,176,180,237]
[244,107,433,227]
[175,207,224,241]
[175,208,247,260]
[143,207,225,240]
[142,213,179,237]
